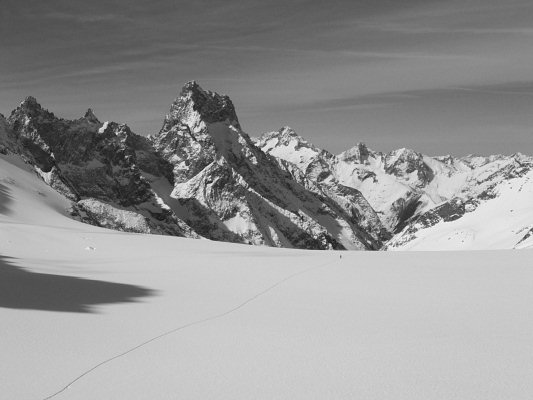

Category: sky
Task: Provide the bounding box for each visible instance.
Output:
[1,0,533,156]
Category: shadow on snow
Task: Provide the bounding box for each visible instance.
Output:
[0,255,155,313]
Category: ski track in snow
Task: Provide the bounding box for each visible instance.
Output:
[42,259,337,400]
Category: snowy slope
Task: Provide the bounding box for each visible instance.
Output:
[386,153,533,250]
[2,152,533,399]
[151,82,381,250]
[257,128,533,250]
[4,97,195,237]
[4,83,532,251]
[2,85,384,250]
[255,128,390,244]
[258,133,467,233]
[387,169,533,250]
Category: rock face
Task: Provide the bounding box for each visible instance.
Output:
[257,132,439,233]
[151,83,381,249]
[4,97,195,237]
[256,127,390,244]
[385,153,533,249]
[335,145,443,232]
[1,82,383,250]
[2,81,532,250]
[256,127,533,249]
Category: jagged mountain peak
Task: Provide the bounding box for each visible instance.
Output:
[384,147,433,183]
[269,126,305,141]
[153,82,254,184]
[338,142,376,164]
[3,82,531,251]
[385,147,425,168]
[10,96,45,119]
[83,108,100,124]
[151,83,382,249]
[21,96,41,108]
[387,147,420,158]
[99,120,129,133]
[258,126,316,149]
[97,121,135,143]
[257,126,289,141]
[160,81,240,135]
[8,96,55,125]
[256,129,389,246]
[180,80,202,94]
[273,126,299,137]
[256,126,330,169]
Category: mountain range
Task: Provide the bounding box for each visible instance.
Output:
[1,81,532,250]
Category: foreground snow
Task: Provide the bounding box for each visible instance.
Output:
[2,154,533,399]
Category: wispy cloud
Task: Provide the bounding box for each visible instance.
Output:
[2,0,533,156]
[200,44,485,60]
[358,24,533,36]
[449,82,533,96]
[41,11,132,23]
[283,92,417,113]
[289,81,533,113]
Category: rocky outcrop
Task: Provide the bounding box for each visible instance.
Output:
[3,81,532,250]
[5,97,194,238]
[256,125,533,249]
[1,83,384,249]
[256,128,390,244]
[385,154,533,249]
[151,83,382,249]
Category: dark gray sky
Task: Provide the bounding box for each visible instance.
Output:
[1,0,533,155]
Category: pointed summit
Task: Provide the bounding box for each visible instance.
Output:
[385,147,422,168]
[19,96,42,113]
[259,126,311,143]
[278,126,299,138]
[256,126,328,168]
[160,81,240,134]
[257,126,320,153]
[180,80,202,95]
[8,96,49,123]
[83,108,100,124]
[22,96,40,106]
[339,143,375,164]
[385,147,433,183]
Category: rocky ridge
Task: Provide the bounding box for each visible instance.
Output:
[2,81,532,250]
[2,97,195,237]
[257,129,533,249]
[150,82,381,249]
[0,82,383,249]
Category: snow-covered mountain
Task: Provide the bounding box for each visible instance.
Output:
[386,153,533,250]
[257,128,533,250]
[2,97,195,237]
[0,83,382,250]
[255,127,390,244]
[149,82,380,249]
[2,81,532,250]
[3,146,533,400]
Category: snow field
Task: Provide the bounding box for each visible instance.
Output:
[1,154,533,399]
